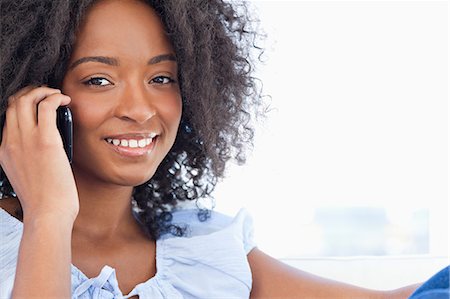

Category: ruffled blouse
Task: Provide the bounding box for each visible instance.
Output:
[0,207,256,298]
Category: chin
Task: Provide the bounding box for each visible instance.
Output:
[72,149,161,187]
[111,170,157,187]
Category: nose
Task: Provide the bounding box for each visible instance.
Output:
[114,82,156,124]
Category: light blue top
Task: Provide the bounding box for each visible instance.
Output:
[0,207,256,299]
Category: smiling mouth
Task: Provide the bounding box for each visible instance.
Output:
[103,136,157,157]
[105,136,154,147]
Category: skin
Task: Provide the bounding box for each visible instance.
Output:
[0,0,421,298]
[61,0,181,294]
[62,0,181,244]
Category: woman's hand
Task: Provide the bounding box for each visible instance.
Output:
[0,86,79,223]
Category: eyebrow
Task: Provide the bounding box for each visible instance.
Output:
[68,54,177,70]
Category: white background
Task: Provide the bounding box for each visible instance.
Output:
[213,0,449,259]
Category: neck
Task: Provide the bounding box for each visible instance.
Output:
[71,169,146,242]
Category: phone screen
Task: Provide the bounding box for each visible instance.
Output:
[56,106,73,163]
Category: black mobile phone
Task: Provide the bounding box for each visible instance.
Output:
[56,106,73,163]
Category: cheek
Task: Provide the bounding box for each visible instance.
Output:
[69,100,108,137]
[161,95,182,130]
[62,82,108,134]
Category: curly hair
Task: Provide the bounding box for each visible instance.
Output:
[0,0,265,240]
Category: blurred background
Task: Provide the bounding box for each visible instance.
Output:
[212,0,449,289]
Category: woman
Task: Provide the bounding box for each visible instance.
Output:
[0,0,426,298]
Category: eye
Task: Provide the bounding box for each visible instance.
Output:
[151,76,176,84]
[82,77,113,87]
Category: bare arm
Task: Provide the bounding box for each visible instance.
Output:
[0,86,79,298]
[248,248,421,299]
[11,215,74,299]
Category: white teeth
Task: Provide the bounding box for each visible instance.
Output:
[128,140,138,148]
[150,132,157,138]
[138,139,147,148]
[106,137,154,148]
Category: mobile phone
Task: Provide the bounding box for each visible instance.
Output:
[56,106,73,163]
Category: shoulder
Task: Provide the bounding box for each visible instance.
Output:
[155,208,257,298]
[165,208,256,253]
[168,208,234,235]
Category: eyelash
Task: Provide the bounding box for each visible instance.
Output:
[82,76,176,87]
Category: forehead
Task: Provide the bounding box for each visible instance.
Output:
[71,0,173,60]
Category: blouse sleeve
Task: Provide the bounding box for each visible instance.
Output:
[239,209,257,254]
[0,208,23,299]
[157,208,257,298]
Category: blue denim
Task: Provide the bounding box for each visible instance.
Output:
[408,266,450,299]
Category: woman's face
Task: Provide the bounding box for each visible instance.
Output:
[62,0,181,186]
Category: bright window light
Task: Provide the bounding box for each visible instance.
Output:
[214,0,448,259]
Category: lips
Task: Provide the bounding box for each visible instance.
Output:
[104,132,157,140]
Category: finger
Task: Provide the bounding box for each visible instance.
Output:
[8,85,36,105]
[14,87,62,133]
[37,93,71,135]
[20,86,62,106]
[1,96,20,143]
[1,85,41,154]
[0,102,20,167]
